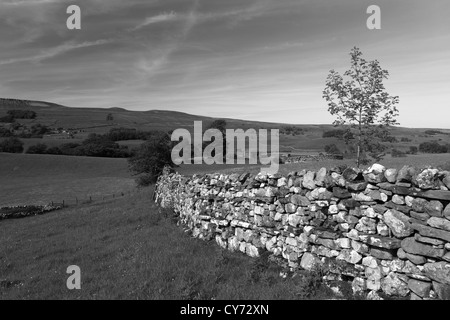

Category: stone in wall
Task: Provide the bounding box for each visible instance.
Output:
[408,279,432,298]
[423,262,450,285]
[383,209,413,237]
[411,223,450,242]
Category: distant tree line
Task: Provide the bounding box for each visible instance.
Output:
[0,137,24,153]
[324,144,342,155]
[390,147,417,158]
[323,127,450,157]
[322,129,354,140]
[104,127,161,141]
[0,127,13,138]
[280,126,307,136]
[0,109,37,122]
[322,128,400,143]
[25,133,130,158]
[391,148,407,158]
[418,141,450,153]
[0,109,44,138]
[7,109,37,119]
[0,123,50,138]
[22,128,171,158]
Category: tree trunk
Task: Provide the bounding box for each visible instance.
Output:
[356,143,360,168]
[357,107,362,168]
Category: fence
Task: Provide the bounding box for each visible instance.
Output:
[47,189,141,208]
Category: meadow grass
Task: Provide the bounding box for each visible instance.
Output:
[0,187,348,300]
[1,151,448,300]
[176,153,450,177]
[0,153,135,206]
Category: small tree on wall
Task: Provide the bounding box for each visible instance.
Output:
[323,47,399,167]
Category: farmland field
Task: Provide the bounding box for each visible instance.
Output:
[1,151,448,207]
[0,153,135,207]
[0,187,340,300]
[176,153,450,177]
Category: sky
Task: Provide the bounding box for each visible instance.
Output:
[0,0,449,128]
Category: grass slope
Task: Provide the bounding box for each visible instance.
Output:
[0,153,135,206]
[0,188,342,300]
[176,153,450,177]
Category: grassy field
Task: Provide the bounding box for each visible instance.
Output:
[0,153,135,207]
[0,187,346,300]
[176,153,450,177]
[3,152,446,300]
[2,151,448,207]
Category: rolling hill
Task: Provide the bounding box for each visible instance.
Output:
[1,98,450,154]
[0,98,292,132]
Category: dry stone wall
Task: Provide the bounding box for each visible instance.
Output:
[155,164,450,300]
[282,154,344,163]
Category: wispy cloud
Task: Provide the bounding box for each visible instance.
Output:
[225,0,273,28]
[131,0,273,32]
[0,39,111,66]
[132,0,273,77]
[137,2,199,77]
[131,11,178,31]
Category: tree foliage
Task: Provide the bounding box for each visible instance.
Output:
[7,109,36,119]
[202,119,227,159]
[322,129,354,139]
[323,47,399,167]
[0,128,13,137]
[419,141,449,153]
[104,127,163,141]
[26,143,48,154]
[408,146,418,155]
[128,132,174,186]
[324,144,342,155]
[29,135,130,158]
[208,120,227,134]
[391,148,406,158]
[0,137,24,153]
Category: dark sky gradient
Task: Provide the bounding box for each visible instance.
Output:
[0,0,449,127]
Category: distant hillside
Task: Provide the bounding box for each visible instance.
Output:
[1,98,450,154]
[0,97,292,132]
